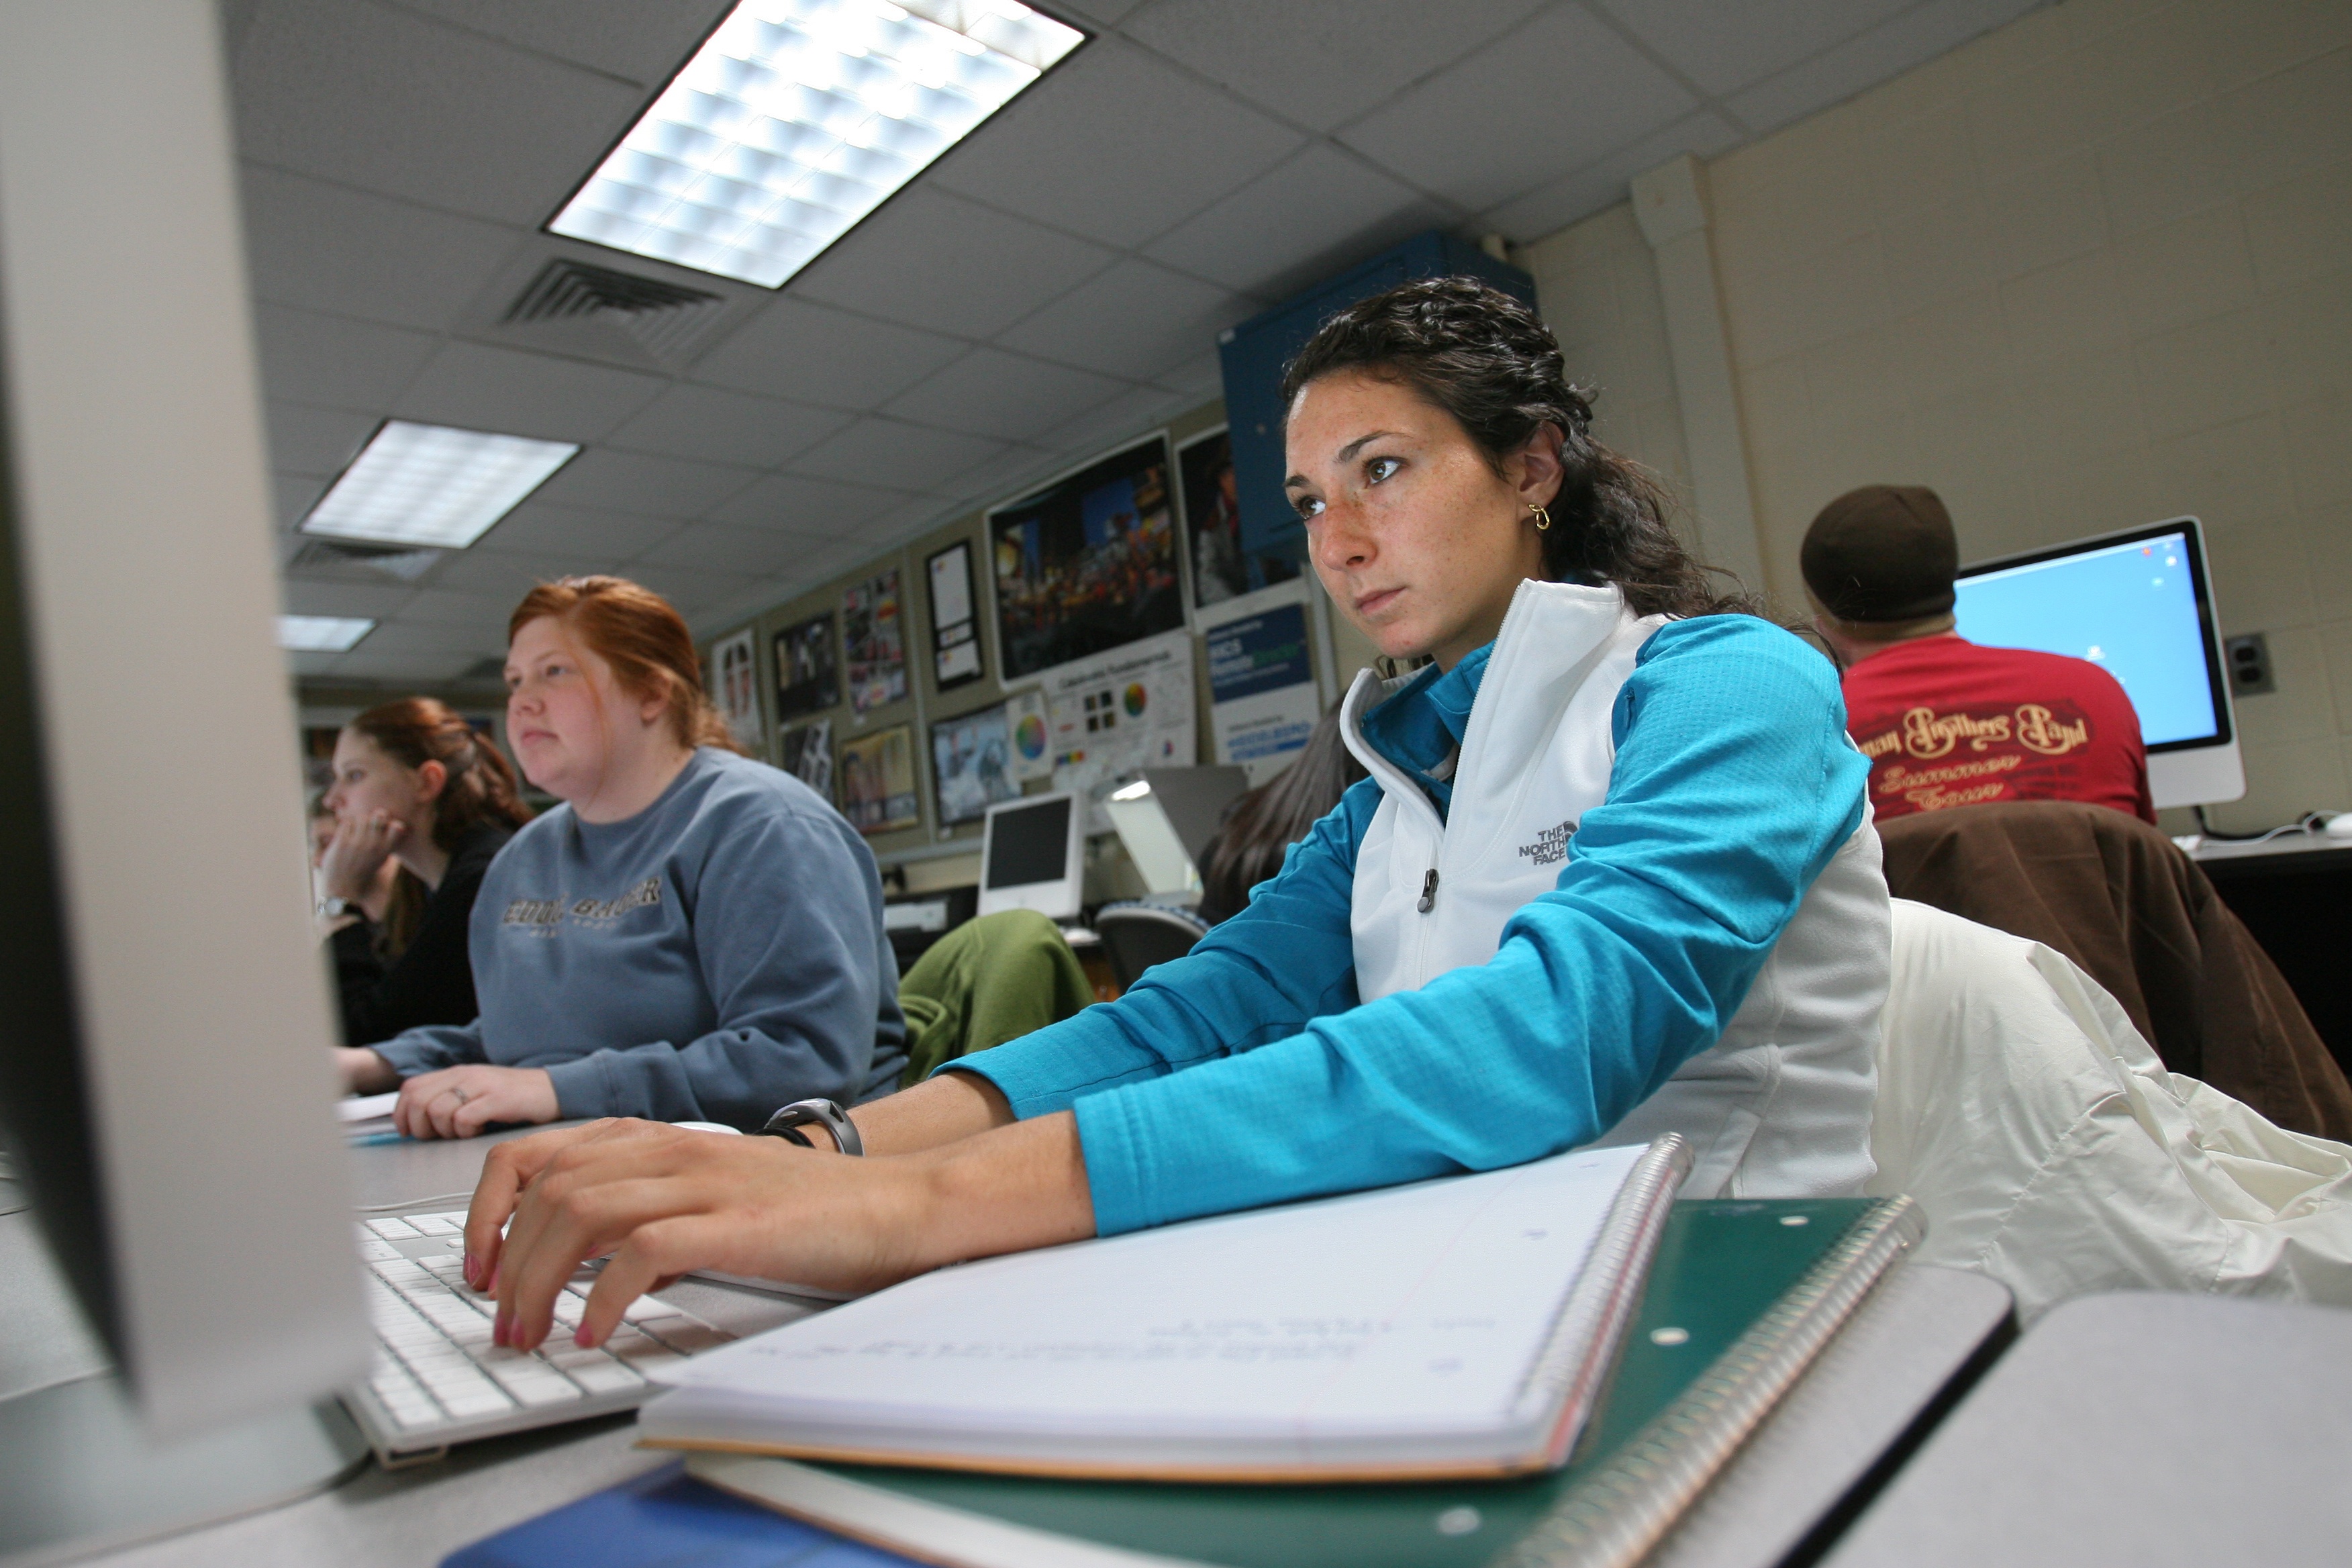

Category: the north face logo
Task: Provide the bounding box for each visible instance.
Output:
[1517,818,1576,867]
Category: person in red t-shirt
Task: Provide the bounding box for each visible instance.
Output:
[1802,485,2155,825]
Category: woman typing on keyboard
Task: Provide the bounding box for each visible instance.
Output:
[465,278,1890,1353]
[338,576,905,1139]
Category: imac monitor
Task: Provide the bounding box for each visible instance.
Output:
[1953,516,2242,810]
[0,7,370,1552]
[979,793,1087,920]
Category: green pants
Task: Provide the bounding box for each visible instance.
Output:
[896,910,1093,1089]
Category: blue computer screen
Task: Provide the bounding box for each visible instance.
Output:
[1953,530,2218,747]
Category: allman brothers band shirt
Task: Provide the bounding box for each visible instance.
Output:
[1840,635,2155,825]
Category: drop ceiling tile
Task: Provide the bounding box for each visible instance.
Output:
[474,501,683,560]
[936,444,1063,508]
[931,39,1304,248]
[707,473,920,536]
[266,401,381,478]
[691,299,969,409]
[1053,0,1146,25]
[636,522,815,577]
[625,562,747,614]
[252,305,438,411]
[395,340,667,442]
[788,419,1010,494]
[403,587,530,628]
[1596,0,1914,97]
[240,166,525,332]
[283,650,345,679]
[881,348,1132,442]
[607,384,853,468]
[1035,384,1189,460]
[1481,110,1745,242]
[793,189,1117,338]
[230,0,646,225]
[276,473,330,530]
[357,620,508,656]
[281,580,415,619]
[430,547,602,600]
[1340,6,1698,213]
[334,650,483,682]
[1124,0,1548,132]
[1723,0,2047,136]
[996,259,1250,381]
[1141,144,1454,297]
[1153,349,1226,398]
[531,448,760,518]
[385,0,730,84]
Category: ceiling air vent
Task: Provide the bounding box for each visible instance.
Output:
[502,258,728,362]
[289,537,442,581]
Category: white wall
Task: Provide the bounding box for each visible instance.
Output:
[1525,0,2351,832]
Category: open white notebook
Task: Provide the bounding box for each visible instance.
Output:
[637,1136,1689,1481]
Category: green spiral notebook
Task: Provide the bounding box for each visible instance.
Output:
[684,1195,1921,1568]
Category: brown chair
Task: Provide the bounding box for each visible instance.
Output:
[1876,799,2352,1142]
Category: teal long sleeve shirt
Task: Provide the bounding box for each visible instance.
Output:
[952,615,1869,1234]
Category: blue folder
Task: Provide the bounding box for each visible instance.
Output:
[440,1459,914,1568]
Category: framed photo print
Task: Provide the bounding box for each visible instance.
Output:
[710,626,763,750]
[989,434,1183,683]
[773,612,839,721]
[843,567,908,716]
[926,538,984,691]
[838,723,920,837]
[929,701,1019,828]
[779,718,832,799]
[1179,426,1299,610]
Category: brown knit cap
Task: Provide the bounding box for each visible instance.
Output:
[1800,485,1959,623]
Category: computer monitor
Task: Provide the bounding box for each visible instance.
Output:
[977,793,1087,920]
[1102,767,1251,898]
[1953,516,2243,810]
[1141,765,1251,868]
[0,1,369,1540]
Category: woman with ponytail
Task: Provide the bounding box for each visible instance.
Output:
[340,576,905,1138]
[458,281,1888,1345]
[319,697,530,1046]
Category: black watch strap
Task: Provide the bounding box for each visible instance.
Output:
[754,1098,862,1156]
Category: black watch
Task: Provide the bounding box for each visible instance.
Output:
[754,1098,862,1155]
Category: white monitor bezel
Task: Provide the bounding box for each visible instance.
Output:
[977,791,1087,920]
[1955,514,2243,810]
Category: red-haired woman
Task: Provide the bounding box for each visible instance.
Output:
[337,577,905,1139]
[317,698,532,1046]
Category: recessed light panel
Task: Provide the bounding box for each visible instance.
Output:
[277,616,375,652]
[548,0,1085,288]
[299,421,579,549]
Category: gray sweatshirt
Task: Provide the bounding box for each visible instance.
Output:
[372,747,905,1127]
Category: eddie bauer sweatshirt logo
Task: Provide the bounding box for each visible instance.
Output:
[501,877,663,930]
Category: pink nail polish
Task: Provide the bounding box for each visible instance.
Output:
[574,1324,594,1349]
[462,1251,478,1287]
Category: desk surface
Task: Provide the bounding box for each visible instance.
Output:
[10,1136,2012,1568]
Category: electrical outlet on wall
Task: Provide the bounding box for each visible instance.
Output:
[2224,632,2274,697]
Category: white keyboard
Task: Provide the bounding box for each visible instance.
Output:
[344,1209,735,1463]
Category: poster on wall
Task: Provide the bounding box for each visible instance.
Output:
[779,718,832,799]
[1206,599,1320,785]
[1180,426,1300,611]
[1042,629,1196,830]
[710,627,763,751]
[773,613,838,720]
[1005,687,1052,784]
[926,540,984,691]
[839,723,920,836]
[843,567,908,716]
[989,436,1183,683]
[930,702,1020,828]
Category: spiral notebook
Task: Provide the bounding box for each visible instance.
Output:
[636,1138,1692,1482]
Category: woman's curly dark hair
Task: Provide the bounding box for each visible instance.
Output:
[1280,275,1755,620]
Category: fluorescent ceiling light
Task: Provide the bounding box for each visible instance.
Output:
[277,616,375,652]
[548,0,1085,289]
[299,421,579,549]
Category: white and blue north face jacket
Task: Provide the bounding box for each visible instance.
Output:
[962,580,1891,1234]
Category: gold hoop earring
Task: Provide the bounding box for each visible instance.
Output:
[1528,503,1551,532]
